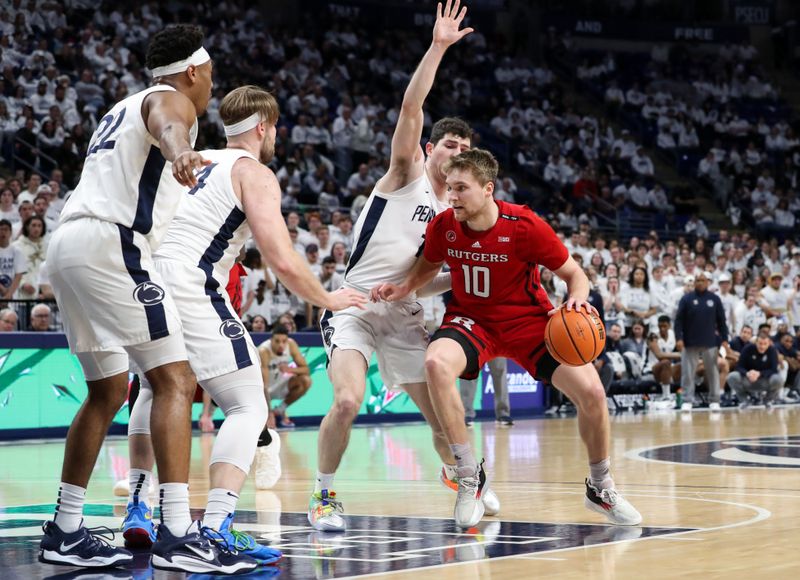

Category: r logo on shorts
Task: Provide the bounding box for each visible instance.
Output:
[450,316,476,331]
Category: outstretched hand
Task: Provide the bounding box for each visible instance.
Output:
[433,0,474,48]
[326,287,367,312]
[173,150,211,187]
[370,283,410,303]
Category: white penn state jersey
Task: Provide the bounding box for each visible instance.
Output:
[59,85,198,251]
[262,339,293,384]
[155,148,256,288]
[344,171,448,292]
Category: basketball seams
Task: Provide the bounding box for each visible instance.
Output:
[578,310,599,360]
[545,315,570,366]
[560,308,588,365]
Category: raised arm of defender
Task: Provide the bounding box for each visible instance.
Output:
[143,90,210,187]
[377,0,473,193]
[236,158,366,312]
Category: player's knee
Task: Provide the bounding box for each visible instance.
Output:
[578,377,607,412]
[300,375,312,390]
[424,352,457,381]
[87,381,129,409]
[332,393,362,420]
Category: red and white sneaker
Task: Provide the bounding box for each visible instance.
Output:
[584,479,642,526]
[439,466,500,516]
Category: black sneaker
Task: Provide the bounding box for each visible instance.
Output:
[39,520,133,568]
[495,416,514,427]
[151,521,257,574]
[465,417,475,428]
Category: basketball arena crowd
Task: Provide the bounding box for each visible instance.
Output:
[1,0,800,407]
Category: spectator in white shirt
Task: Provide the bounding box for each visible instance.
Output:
[291,114,311,145]
[656,126,677,149]
[631,147,654,176]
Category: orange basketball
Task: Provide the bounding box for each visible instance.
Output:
[544,308,606,366]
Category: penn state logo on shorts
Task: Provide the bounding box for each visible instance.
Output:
[132,281,165,305]
[219,319,246,340]
[323,325,335,347]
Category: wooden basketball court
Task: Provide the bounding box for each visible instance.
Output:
[1,406,798,578]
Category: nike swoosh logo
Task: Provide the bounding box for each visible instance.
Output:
[186,544,216,561]
[60,538,84,551]
[411,308,422,316]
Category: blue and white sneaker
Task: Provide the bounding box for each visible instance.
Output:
[210,514,282,565]
[122,499,156,548]
[151,520,257,574]
[39,520,133,568]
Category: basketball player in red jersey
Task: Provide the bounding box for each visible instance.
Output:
[373,149,641,528]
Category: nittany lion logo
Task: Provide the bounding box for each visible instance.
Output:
[219,319,245,339]
[323,326,335,347]
[132,281,165,305]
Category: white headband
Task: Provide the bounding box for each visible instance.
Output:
[224,112,263,137]
[149,47,210,78]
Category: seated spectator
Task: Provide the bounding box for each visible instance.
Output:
[0,219,26,299]
[0,308,18,332]
[776,332,800,396]
[258,324,312,429]
[643,315,681,399]
[13,215,47,300]
[630,147,654,177]
[249,315,268,333]
[29,303,52,331]
[728,334,783,408]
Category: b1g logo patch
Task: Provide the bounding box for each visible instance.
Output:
[219,319,246,339]
[133,281,165,305]
[446,230,456,242]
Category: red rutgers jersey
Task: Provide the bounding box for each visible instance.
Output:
[423,201,568,323]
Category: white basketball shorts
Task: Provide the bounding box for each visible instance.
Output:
[47,218,183,353]
[320,299,429,387]
[155,259,260,382]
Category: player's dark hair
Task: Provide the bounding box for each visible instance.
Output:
[271,324,290,336]
[429,117,472,145]
[657,315,671,324]
[146,24,205,70]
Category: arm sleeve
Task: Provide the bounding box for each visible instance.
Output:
[735,345,750,375]
[515,208,569,270]
[716,296,730,343]
[674,296,685,341]
[422,214,446,264]
[762,347,778,379]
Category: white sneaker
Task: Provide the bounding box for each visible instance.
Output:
[254,429,281,490]
[681,402,693,411]
[584,479,642,526]
[308,490,346,532]
[709,402,721,411]
[454,461,487,528]
[439,466,501,516]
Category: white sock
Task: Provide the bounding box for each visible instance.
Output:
[443,463,458,480]
[450,443,477,478]
[159,482,192,537]
[661,383,671,398]
[314,471,335,494]
[53,482,85,533]
[128,469,152,505]
[203,488,239,531]
[589,457,614,490]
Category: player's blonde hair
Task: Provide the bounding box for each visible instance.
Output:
[443,148,499,186]
[220,85,280,128]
